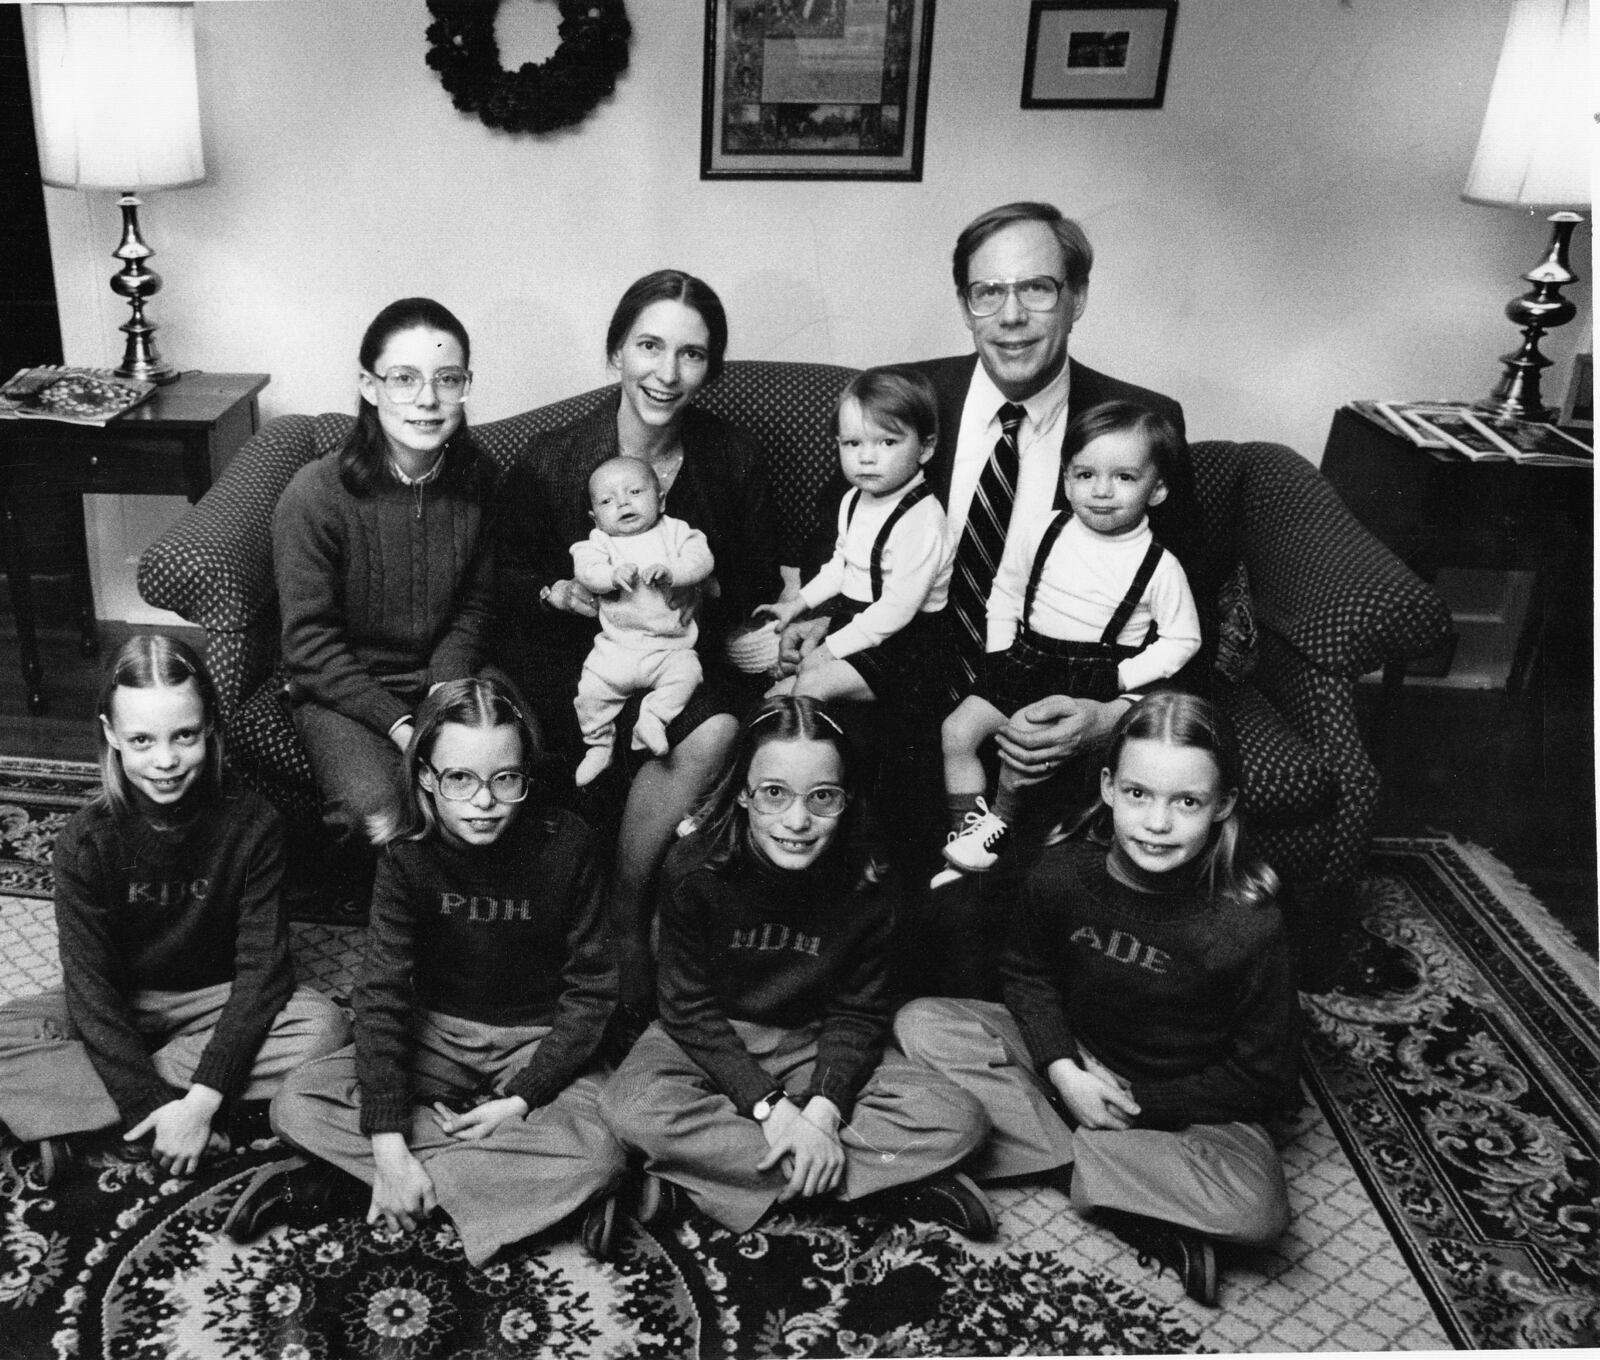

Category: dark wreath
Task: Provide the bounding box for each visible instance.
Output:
[424,0,631,135]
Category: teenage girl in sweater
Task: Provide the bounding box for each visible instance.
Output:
[600,695,996,1240]
[273,297,496,881]
[895,691,1300,1306]
[0,635,347,1182]
[240,677,625,1265]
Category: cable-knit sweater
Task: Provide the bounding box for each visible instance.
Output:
[52,784,295,1127]
[273,450,493,734]
[655,835,894,1120]
[1001,838,1300,1130]
[354,808,614,1135]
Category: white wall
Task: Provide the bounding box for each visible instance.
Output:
[23,0,1593,622]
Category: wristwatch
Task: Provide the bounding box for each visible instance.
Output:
[751,1089,789,1122]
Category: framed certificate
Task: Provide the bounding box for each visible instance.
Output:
[700,0,936,181]
[1022,1,1178,109]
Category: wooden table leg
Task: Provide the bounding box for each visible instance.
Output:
[2,490,48,714]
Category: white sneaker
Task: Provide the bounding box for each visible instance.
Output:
[941,799,1010,873]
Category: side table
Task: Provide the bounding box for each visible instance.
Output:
[1320,404,1592,734]
[0,371,270,713]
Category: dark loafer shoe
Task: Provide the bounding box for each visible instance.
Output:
[895,1171,998,1242]
[580,1189,620,1262]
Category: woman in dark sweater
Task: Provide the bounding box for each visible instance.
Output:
[493,270,784,1014]
[243,677,625,1265]
[600,696,995,1240]
[0,636,347,1182]
[273,297,495,873]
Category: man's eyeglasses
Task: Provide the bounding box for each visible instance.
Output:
[744,782,849,818]
[962,275,1066,317]
[425,764,529,802]
[371,367,473,404]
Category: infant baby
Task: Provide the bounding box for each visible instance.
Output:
[569,456,714,786]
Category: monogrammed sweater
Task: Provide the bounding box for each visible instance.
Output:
[1001,839,1300,1130]
[354,808,614,1134]
[52,785,295,1127]
[655,836,894,1120]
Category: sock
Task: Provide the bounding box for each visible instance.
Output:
[947,791,985,834]
[991,781,1024,824]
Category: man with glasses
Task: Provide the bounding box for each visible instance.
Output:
[785,203,1198,994]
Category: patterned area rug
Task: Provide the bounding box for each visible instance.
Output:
[0,756,100,898]
[0,756,1594,1354]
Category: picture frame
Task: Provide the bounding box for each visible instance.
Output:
[1021,0,1178,109]
[1560,351,1593,429]
[700,0,936,181]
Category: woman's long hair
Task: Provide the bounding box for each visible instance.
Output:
[1087,690,1278,910]
[95,633,224,816]
[605,270,730,386]
[339,296,486,498]
[681,695,865,875]
[378,675,548,845]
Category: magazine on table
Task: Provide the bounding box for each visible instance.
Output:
[0,365,157,427]
[1356,399,1592,467]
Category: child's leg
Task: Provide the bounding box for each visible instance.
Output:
[236,988,351,1100]
[573,644,633,785]
[1071,1122,1289,1246]
[893,996,1074,1182]
[599,1021,787,1234]
[633,648,704,755]
[786,655,875,703]
[293,701,412,847]
[0,989,120,1140]
[942,696,1008,824]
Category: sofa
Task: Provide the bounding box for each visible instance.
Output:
[137,359,1453,952]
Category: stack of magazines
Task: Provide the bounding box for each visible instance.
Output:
[1351,399,1592,467]
[0,365,157,427]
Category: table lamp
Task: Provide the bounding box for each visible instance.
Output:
[1461,0,1590,422]
[30,2,206,385]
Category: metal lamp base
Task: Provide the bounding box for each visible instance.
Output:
[1476,211,1585,424]
[110,194,181,385]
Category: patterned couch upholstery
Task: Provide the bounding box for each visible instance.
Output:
[138,360,1452,934]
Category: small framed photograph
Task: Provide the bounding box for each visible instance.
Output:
[1022,0,1178,109]
[1560,352,1593,429]
[700,0,936,181]
[1405,406,1518,461]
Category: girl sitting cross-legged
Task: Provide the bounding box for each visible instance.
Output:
[599,695,996,1241]
[0,635,348,1183]
[231,677,626,1265]
[895,692,1301,1307]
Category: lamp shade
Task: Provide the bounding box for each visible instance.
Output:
[1462,0,1590,210]
[32,3,205,192]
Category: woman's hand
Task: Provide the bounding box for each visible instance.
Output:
[756,1096,846,1201]
[369,1132,438,1231]
[540,578,601,617]
[431,1095,528,1142]
[1047,1057,1140,1130]
[126,1084,224,1176]
[995,695,1129,782]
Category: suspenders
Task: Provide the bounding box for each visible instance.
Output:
[1021,511,1165,646]
[843,481,934,602]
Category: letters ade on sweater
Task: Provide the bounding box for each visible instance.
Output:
[655,835,895,1120]
[52,785,296,1127]
[1002,840,1301,1131]
[354,807,615,1135]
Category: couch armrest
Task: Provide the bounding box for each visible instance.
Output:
[137,413,350,632]
[1224,440,1453,678]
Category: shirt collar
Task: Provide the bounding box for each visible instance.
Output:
[970,355,1071,434]
[387,454,445,487]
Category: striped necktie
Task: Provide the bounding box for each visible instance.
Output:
[947,402,1026,690]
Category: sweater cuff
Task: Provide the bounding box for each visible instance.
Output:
[504,1066,560,1113]
[357,1089,413,1136]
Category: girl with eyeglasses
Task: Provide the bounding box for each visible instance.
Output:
[272,297,497,907]
[235,677,627,1264]
[599,695,997,1241]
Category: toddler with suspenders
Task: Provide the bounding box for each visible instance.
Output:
[760,366,953,721]
[936,400,1201,884]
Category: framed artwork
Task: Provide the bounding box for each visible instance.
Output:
[1021,0,1177,109]
[700,0,936,181]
